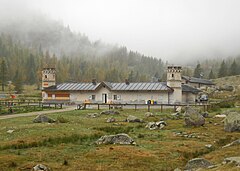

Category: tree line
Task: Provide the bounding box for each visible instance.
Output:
[192,58,240,79]
[0,34,165,93]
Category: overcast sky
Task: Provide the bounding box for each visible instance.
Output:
[1,0,240,63]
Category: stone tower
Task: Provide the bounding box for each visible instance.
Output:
[167,66,182,104]
[42,68,56,89]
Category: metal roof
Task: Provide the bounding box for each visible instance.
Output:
[182,76,214,85]
[110,82,171,91]
[182,84,201,94]
[45,82,101,91]
[44,82,172,91]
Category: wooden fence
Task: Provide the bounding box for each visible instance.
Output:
[77,103,211,112]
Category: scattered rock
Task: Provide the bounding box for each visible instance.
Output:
[222,139,240,148]
[175,106,182,113]
[205,144,213,149]
[171,112,181,119]
[106,117,116,123]
[145,112,155,117]
[145,121,167,130]
[185,158,213,170]
[201,112,209,118]
[224,112,240,132]
[7,129,14,134]
[126,115,143,123]
[184,107,205,127]
[33,115,55,123]
[87,113,100,118]
[100,110,120,115]
[174,168,181,171]
[95,133,136,145]
[32,164,50,171]
[214,114,226,118]
[223,157,240,166]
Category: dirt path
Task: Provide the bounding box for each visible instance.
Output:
[0,106,76,120]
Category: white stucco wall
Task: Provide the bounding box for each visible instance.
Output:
[182,92,197,104]
[69,87,170,104]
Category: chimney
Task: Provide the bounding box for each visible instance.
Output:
[125,79,130,85]
[92,79,97,85]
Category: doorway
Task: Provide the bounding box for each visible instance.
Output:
[102,94,107,103]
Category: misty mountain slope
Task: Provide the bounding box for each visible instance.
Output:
[0,11,165,87]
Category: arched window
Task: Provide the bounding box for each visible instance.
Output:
[172,74,174,78]
[45,75,48,79]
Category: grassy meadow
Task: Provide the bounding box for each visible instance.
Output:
[0,108,240,171]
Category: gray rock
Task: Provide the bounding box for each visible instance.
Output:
[222,139,240,148]
[95,133,136,145]
[145,121,167,130]
[171,112,182,119]
[100,110,120,115]
[145,112,155,117]
[126,115,143,123]
[224,112,240,132]
[201,112,209,118]
[106,117,116,123]
[205,144,213,149]
[33,115,55,123]
[7,130,14,134]
[87,113,100,118]
[223,157,240,166]
[185,158,213,170]
[32,164,50,171]
[184,107,205,127]
[174,168,181,171]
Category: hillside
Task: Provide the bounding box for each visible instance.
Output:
[0,12,165,90]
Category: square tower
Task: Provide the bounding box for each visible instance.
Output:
[167,66,182,104]
[42,68,56,89]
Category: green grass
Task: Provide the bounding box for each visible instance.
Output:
[0,109,240,170]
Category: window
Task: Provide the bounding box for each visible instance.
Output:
[45,75,48,78]
[172,74,174,78]
[113,95,117,100]
[52,94,55,99]
[92,95,96,100]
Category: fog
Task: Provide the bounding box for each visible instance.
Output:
[1,0,240,63]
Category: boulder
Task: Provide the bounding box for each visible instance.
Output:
[214,114,226,118]
[126,115,143,123]
[33,115,55,123]
[171,112,182,119]
[145,112,155,117]
[224,112,240,132]
[145,121,167,130]
[201,112,209,118]
[175,106,182,113]
[87,113,100,118]
[106,117,116,123]
[223,157,240,166]
[185,158,213,170]
[32,164,50,171]
[100,110,120,115]
[222,139,240,148]
[95,133,136,145]
[184,107,205,127]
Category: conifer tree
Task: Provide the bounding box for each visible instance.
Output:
[229,60,238,76]
[218,60,228,78]
[193,63,202,78]
[208,69,215,79]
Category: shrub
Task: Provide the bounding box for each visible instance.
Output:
[217,101,235,108]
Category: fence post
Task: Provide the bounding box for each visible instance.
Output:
[148,104,150,112]
[98,104,100,110]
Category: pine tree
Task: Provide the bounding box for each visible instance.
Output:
[0,58,7,91]
[208,69,215,79]
[14,69,23,93]
[193,63,202,78]
[229,60,238,76]
[218,60,228,78]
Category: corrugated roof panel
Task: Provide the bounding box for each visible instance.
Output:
[127,83,137,90]
[68,83,78,90]
[147,83,156,90]
[152,83,160,90]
